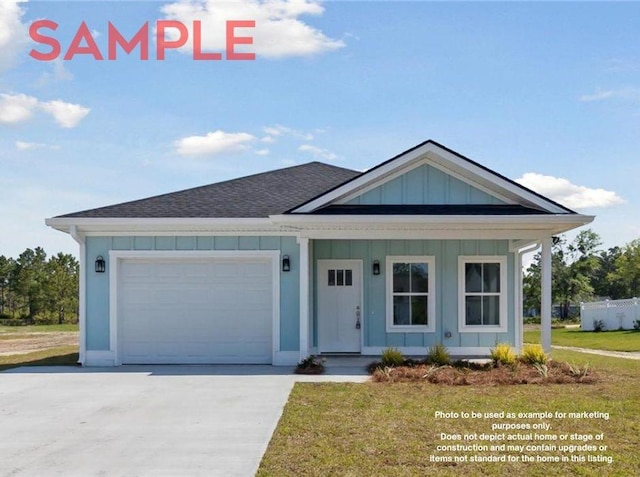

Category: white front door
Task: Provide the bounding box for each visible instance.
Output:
[317,260,362,353]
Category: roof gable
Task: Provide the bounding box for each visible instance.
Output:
[345,163,507,206]
[58,162,360,219]
[289,140,575,215]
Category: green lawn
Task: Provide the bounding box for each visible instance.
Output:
[0,346,79,372]
[0,323,79,333]
[524,327,640,352]
[258,350,640,476]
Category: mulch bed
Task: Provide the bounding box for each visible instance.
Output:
[370,360,598,385]
[294,364,326,375]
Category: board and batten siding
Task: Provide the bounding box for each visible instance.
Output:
[84,236,300,353]
[313,239,515,350]
[346,164,505,205]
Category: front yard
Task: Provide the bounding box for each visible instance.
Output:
[258,350,640,476]
[524,326,640,352]
[2,323,638,475]
[0,324,79,371]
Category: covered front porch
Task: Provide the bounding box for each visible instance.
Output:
[293,233,557,362]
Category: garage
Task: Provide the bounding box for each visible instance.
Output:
[114,253,277,364]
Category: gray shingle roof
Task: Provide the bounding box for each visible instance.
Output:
[59,162,361,218]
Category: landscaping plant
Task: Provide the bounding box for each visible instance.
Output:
[490,342,517,366]
[426,344,451,366]
[520,343,548,365]
[295,355,326,375]
[380,347,405,367]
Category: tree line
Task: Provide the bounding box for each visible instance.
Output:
[523,230,640,319]
[0,247,79,324]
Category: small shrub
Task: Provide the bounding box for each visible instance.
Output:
[568,362,590,379]
[422,365,439,379]
[533,363,549,378]
[426,344,451,366]
[380,347,405,367]
[490,343,517,366]
[520,344,548,365]
[34,316,56,325]
[633,319,640,331]
[0,318,29,326]
[593,319,605,332]
[295,355,325,375]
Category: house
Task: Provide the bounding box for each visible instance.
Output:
[46,140,593,366]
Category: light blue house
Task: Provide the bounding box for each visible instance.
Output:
[46,140,593,366]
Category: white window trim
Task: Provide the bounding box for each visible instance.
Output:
[458,256,508,333]
[386,255,436,333]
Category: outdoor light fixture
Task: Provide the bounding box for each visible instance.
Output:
[95,256,106,273]
[372,260,380,275]
[282,255,291,272]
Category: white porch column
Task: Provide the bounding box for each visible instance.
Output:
[541,237,553,353]
[69,225,86,365]
[298,237,310,360]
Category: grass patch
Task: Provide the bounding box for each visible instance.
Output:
[524,327,640,352]
[258,351,639,476]
[0,346,79,372]
[0,323,79,333]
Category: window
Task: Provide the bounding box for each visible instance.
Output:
[386,256,435,332]
[458,256,507,332]
[328,269,353,287]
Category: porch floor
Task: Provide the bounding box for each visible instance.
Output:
[320,355,374,368]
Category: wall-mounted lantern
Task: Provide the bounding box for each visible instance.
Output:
[95,256,106,273]
[282,255,291,272]
[372,260,380,275]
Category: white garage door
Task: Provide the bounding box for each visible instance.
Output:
[117,257,274,364]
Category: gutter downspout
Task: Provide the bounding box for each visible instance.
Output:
[69,225,86,366]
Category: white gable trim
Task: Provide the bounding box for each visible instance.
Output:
[290,141,571,214]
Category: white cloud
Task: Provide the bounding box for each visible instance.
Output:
[579,88,640,103]
[515,173,625,209]
[298,144,338,162]
[37,60,74,86]
[0,1,28,73]
[160,0,344,59]
[254,148,270,156]
[174,130,255,156]
[16,141,44,150]
[260,135,275,143]
[39,100,91,128]
[0,93,38,124]
[264,126,284,137]
[16,141,59,150]
[263,124,313,141]
[0,93,90,128]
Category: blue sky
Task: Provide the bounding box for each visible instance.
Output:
[1,1,638,258]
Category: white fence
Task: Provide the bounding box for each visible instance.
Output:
[580,298,640,331]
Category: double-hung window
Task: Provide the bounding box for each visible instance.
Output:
[458,256,507,332]
[386,256,435,332]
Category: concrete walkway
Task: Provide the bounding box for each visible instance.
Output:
[0,365,370,477]
[552,345,640,360]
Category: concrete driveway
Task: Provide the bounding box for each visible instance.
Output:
[0,366,298,477]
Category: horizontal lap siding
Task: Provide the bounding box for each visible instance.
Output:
[85,236,299,352]
[313,239,515,350]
